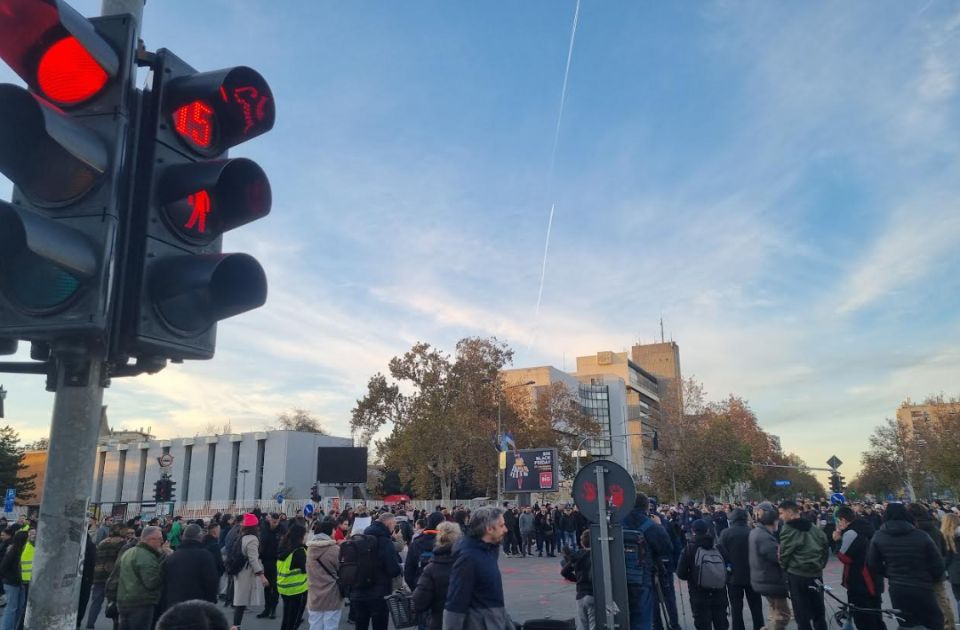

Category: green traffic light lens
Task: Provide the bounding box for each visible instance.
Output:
[6,249,81,311]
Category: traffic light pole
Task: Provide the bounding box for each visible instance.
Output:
[25,355,105,629]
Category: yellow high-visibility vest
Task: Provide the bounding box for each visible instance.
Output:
[276,547,308,596]
[21,541,34,583]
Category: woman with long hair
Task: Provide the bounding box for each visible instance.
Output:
[232,514,268,628]
[412,521,462,630]
[941,512,960,622]
[277,524,308,630]
[0,530,28,630]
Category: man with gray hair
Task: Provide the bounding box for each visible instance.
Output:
[444,506,509,630]
[161,523,219,611]
[116,525,165,629]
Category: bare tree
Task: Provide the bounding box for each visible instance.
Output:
[277,409,328,434]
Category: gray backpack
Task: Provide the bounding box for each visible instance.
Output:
[694,546,727,590]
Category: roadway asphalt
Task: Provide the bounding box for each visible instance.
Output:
[93,553,899,630]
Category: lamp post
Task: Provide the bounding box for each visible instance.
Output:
[239,469,249,508]
[0,385,5,419]
[483,378,536,504]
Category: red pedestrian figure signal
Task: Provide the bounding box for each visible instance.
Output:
[184,190,211,234]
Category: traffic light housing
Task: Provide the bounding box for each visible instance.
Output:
[830,473,841,494]
[0,3,138,351]
[153,479,164,502]
[114,49,273,363]
[167,478,176,503]
[310,483,320,502]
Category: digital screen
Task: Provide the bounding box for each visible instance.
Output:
[316,447,368,484]
[504,448,558,493]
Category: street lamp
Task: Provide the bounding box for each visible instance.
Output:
[0,385,5,419]
[239,469,249,508]
[482,377,536,504]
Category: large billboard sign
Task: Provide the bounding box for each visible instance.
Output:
[317,447,368,484]
[503,448,558,493]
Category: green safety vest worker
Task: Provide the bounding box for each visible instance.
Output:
[21,541,34,583]
[276,547,308,596]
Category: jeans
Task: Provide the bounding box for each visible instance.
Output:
[85,583,107,629]
[889,583,944,630]
[2,584,23,630]
[308,609,343,630]
[562,531,577,550]
[118,605,154,630]
[787,574,827,630]
[281,592,308,630]
[627,582,653,630]
[689,589,729,630]
[847,592,883,630]
[522,531,536,556]
[726,583,763,630]
[576,595,596,630]
[353,597,389,630]
[653,572,680,630]
[762,596,791,630]
[263,561,279,614]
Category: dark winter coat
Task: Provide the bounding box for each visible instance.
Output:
[867,520,944,589]
[94,535,126,584]
[259,522,281,562]
[161,539,219,609]
[443,536,507,630]
[203,533,225,576]
[405,530,437,590]
[717,511,751,586]
[915,511,947,579]
[836,518,882,597]
[677,533,728,594]
[748,526,787,597]
[712,511,729,536]
[947,532,960,586]
[560,548,592,599]
[412,543,455,630]
[0,544,22,587]
[779,517,828,578]
[350,520,401,601]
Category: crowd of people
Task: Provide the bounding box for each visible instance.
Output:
[0,495,958,630]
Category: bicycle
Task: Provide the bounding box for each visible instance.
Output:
[809,579,905,630]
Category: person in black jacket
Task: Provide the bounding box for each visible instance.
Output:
[351,514,402,630]
[203,522,225,577]
[412,522,461,630]
[161,524,219,611]
[405,512,444,589]
[277,524,308,630]
[677,519,730,630]
[909,502,956,629]
[718,508,762,630]
[257,513,282,619]
[561,530,594,630]
[77,534,97,627]
[833,507,882,630]
[867,502,944,630]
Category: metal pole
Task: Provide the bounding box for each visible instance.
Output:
[595,464,616,630]
[25,358,105,630]
[496,396,502,504]
[101,0,145,38]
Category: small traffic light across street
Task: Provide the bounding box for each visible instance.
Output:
[0,1,138,355]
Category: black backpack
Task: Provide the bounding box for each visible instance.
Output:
[224,535,247,576]
[339,534,378,591]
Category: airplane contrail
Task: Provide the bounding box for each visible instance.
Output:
[533,0,581,326]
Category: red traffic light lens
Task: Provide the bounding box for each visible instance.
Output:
[173,99,217,151]
[37,36,108,106]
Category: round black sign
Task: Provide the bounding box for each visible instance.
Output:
[573,459,637,524]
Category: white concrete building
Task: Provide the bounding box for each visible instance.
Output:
[93,430,353,512]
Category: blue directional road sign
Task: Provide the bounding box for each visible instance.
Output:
[3,488,13,512]
[773,480,791,487]
[303,503,314,517]
[830,492,846,505]
[276,494,284,504]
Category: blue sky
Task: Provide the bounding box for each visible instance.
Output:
[2,1,960,481]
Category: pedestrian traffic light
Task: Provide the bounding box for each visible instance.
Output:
[114,49,274,363]
[153,479,164,502]
[310,483,320,502]
[830,473,841,494]
[0,1,137,348]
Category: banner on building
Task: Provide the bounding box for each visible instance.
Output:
[503,448,558,493]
